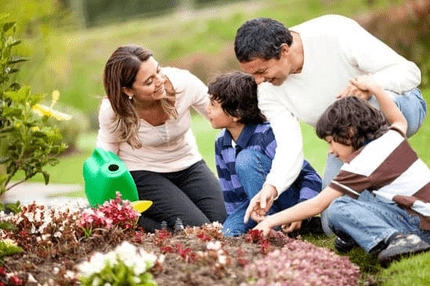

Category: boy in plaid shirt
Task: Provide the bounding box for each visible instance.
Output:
[206,71,322,236]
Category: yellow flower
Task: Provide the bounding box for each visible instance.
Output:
[51,90,60,108]
[33,104,72,120]
[32,90,72,121]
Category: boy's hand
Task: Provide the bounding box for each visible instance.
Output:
[244,185,277,223]
[337,74,378,100]
[349,74,380,94]
[281,220,302,233]
[252,216,274,237]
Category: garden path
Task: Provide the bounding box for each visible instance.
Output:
[3,182,89,207]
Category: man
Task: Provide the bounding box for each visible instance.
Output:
[234,15,426,236]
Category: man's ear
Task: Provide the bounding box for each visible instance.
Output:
[280,43,290,56]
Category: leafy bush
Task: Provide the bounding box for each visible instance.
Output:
[0,15,69,196]
[359,0,430,87]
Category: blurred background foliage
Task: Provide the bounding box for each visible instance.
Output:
[1,0,429,181]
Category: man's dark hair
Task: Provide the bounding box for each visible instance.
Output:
[208,71,266,125]
[316,96,389,150]
[234,17,293,62]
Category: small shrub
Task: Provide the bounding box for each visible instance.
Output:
[0,15,70,195]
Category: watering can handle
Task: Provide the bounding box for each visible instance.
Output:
[93,147,115,163]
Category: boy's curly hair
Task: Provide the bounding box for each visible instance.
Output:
[316,96,389,150]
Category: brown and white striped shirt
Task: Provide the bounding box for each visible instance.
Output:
[330,127,430,230]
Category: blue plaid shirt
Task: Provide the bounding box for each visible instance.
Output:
[215,122,321,214]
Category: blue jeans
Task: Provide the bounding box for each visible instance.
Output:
[326,191,430,253]
[321,87,427,235]
[222,149,301,236]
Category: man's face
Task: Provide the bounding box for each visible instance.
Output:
[238,45,292,86]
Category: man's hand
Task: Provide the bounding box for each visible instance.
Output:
[337,77,373,100]
[244,184,277,223]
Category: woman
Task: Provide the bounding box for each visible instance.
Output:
[97,45,227,232]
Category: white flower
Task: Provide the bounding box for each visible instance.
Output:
[92,277,100,286]
[218,253,228,265]
[77,261,94,277]
[87,252,108,275]
[115,241,137,265]
[207,240,222,250]
[103,251,118,267]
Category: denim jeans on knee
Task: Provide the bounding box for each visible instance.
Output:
[368,87,426,137]
[222,149,304,236]
[236,149,302,214]
[326,191,429,253]
[222,149,271,236]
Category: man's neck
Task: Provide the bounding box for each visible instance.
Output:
[290,32,304,74]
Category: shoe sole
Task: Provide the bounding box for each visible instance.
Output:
[378,243,430,268]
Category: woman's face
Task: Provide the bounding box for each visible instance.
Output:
[124,56,166,103]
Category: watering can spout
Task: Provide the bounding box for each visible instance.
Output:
[83,148,139,207]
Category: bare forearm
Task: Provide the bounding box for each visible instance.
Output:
[262,195,329,229]
[372,85,407,128]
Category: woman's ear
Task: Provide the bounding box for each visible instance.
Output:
[122,87,133,97]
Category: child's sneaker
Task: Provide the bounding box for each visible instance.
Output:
[377,233,430,267]
[334,236,357,253]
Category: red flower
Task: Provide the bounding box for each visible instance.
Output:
[8,276,23,285]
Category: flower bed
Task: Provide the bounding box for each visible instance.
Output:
[0,194,361,285]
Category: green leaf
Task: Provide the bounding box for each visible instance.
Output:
[42,171,50,185]
[0,221,17,231]
[8,82,20,90]
[0,156,11,164]
[6,68,19,74]
[4,201,21,214]
[7,56,27,64]
[8,39,21,47]
[2,22,15,33]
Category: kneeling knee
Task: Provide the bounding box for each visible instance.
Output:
[326,196,351,223]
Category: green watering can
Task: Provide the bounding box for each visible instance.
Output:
[83,148,152,212]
